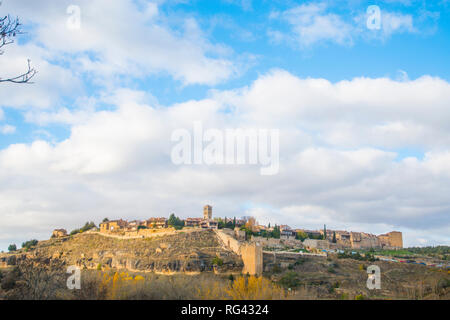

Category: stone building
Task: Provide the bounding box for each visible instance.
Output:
[378,231,403,248]
[185,217,203,227]
[203,205,212,220]
[99,219,128,233]
[145,217,168,229]
[350,232,380,249]
[52,229,67,238]
[200,219,218,229]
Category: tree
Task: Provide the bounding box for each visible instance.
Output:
[8,244,16,252]
[217,218,225,229]
[0,14,37,83]
[102,218,109,223]
[21,239,38,251]
[296,231,307,241]
[271,225,280,239]
[332,232,337,243]
[168,213,184,230]
[80,221,96,232]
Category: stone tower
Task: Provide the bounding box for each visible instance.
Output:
[387,231,403,248]
[203,205,212,220]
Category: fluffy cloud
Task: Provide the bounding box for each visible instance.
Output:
[1,0,237,87]
[269,2,419,48]
[0,71,450,250]
[0,125,16,134]
[269,3,354,47]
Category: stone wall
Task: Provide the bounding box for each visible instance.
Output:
[303,239,330,249]
[215,229,241,255]
[214,229,263,276]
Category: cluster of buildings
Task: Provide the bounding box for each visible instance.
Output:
[99,217,169,232]
[261,225,403,250]
[53,204,403,250]
[98,205,237,233]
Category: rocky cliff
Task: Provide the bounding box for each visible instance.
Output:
[0,230,243,274]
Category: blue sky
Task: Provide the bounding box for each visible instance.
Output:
[0,0,450,250]
[2,0,449,148]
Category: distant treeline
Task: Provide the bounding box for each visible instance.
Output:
[405,246,449,254]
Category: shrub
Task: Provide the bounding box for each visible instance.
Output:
[271,265,282,274]
[340,292,349,300]
[212,256,223,266]
[279,272,300,289]
[21,239,38,251]
[355,294,365,300]
[226,275,285,300]
[70,229,80,236]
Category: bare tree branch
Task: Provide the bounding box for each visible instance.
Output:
[0,14,22,52]
[0,14,37,84]
[0,58,37,83]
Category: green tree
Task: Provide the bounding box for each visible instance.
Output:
[168,213,184,230]
[8,244,17,252]
[212,256,223,266]
[271,225,280,239]
[332,232,337,243]
[22,239,38,251]
[296,231,307,241]
[80,221,96,232]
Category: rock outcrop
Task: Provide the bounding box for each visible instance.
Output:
[0,230,243,274]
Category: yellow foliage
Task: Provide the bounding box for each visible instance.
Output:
[99,271,145,300]
[225,276,285,300]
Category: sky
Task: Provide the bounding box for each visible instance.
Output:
[0,0,449,250]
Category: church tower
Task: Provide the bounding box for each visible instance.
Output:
[203,205,212,220]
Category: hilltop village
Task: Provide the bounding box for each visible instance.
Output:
[53,205,403,251]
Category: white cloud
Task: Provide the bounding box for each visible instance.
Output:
[0,71,450,249]
[1,0,237,86]
[0,125,16,134]
[269,3,353,47]
[382,11,415,36]
[269,2,419,48]
[0,43,82,109]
